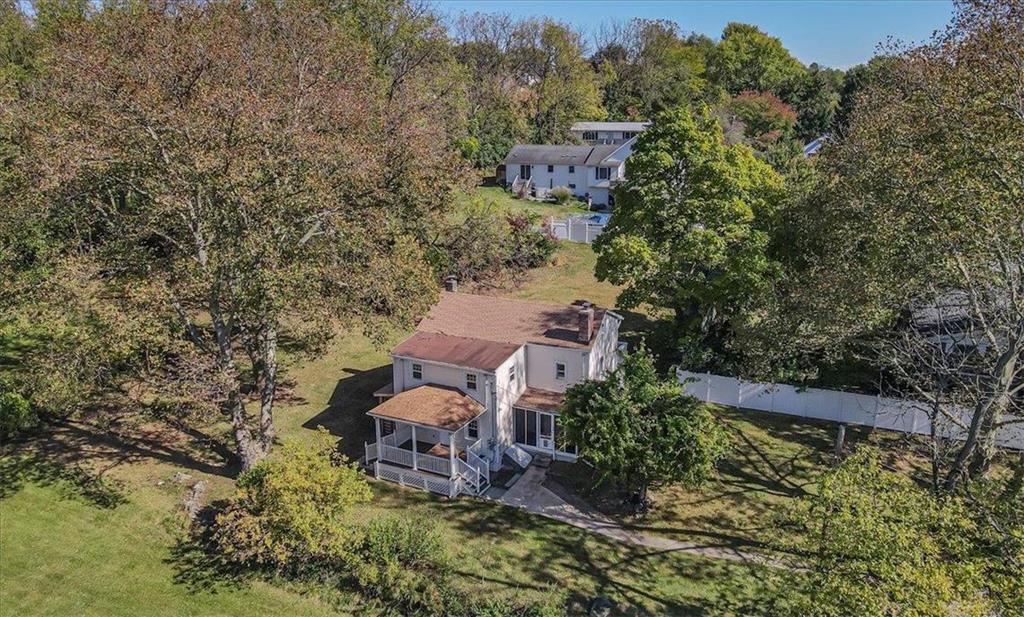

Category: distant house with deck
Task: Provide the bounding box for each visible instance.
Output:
[502,140,636,207]
[363,280,624,498]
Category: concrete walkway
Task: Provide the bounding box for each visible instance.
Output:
[499,463,764,564]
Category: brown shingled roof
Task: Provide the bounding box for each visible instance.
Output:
[392,332,519,371]
[514,387,566,413]
[367,384,484,431]
[416,292,608,349]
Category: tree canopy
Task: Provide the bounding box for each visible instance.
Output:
[3,0,460,469]
[742,0,1024,490]
[595,105,785,368]
[560,347,728,508]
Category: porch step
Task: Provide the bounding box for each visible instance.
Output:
[533,453,552,469]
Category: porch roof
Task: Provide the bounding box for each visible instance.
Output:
[367,384,485,432]
[513,387,565,413]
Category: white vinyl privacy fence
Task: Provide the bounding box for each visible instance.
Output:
[678,369,1024,450]
[548,215,606,243]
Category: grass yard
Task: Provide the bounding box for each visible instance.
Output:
[457,185,591,220]
[547,407,932,553]
[0,239,766,617]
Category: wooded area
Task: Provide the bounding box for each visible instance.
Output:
[1,1,1021,616]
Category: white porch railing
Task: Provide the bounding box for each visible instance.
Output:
[416,452,451,476]
[376,462,453,496]
[373,443,452,476]
[465,448,489,487]
[379,444,414,468]
[364,441,377,463]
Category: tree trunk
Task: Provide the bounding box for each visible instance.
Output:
[257,326,278,452]
[944,331,1020,491]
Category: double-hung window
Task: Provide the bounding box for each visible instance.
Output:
[555,362,566,380]
[596,167,611,180]
[467,419,479,439]
[508,365,516,383]
[466,373,477,390]
[547,165,554,173]
[568,165,575,173]
[411,363,422,380]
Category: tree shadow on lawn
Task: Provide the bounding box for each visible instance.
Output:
[430,493,761,616]
[166,501,252,594]
[0,451,127,508]
[302,364,391,460]
[545,409,878,552]
[0,412,238,506]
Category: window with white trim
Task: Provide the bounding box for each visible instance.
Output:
[381,419,396,436]
[508,365,516,382]
[596,167,611,180]
[467,419,479,439]
[466,373,477,390]
[568,165,575,173]
[582,131,597,140]
[547,165,554,172]
[411,363,422,380]
[555,362,566,380]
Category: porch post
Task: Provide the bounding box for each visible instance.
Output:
[449,427,457,477]
[374,417,382,469]
[411,424,418,471]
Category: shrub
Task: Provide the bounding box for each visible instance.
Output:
[505,212,557,271]
[211,429,371,570]
[429,206,556,285]
[0,390,35,438]
[348,517,457,615]
[549,186,573,204]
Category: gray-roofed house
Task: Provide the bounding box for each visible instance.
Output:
[570,120,650,144]
[502,139,636,206]
[362,280,624,498]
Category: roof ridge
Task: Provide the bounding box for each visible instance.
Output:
[439,291,598,312]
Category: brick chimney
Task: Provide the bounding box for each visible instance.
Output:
[444,276,458,293]
[577,304,594,343]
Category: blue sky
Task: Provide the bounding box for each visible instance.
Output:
[432,1,954,69]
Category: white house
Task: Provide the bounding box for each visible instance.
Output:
[363,281,623,498]
[503,139,636,206]
[570,121,650,145]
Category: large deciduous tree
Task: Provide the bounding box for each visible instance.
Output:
[708,22,805,97]
[528,19,606,143]
[594,105,785,368]
[7,0,456,470]
[560,347,728,510]
[745,0,1024,491]
[591,19,711,120]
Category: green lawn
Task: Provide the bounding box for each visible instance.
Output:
[0,239,766,617]
[548,406,933,552]
[457,185,591,220]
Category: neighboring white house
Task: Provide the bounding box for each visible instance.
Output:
[363,281,623,498]
[570,121,650,145]
[503,139,636,206]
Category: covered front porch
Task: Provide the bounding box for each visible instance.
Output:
[364,384,490,497]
